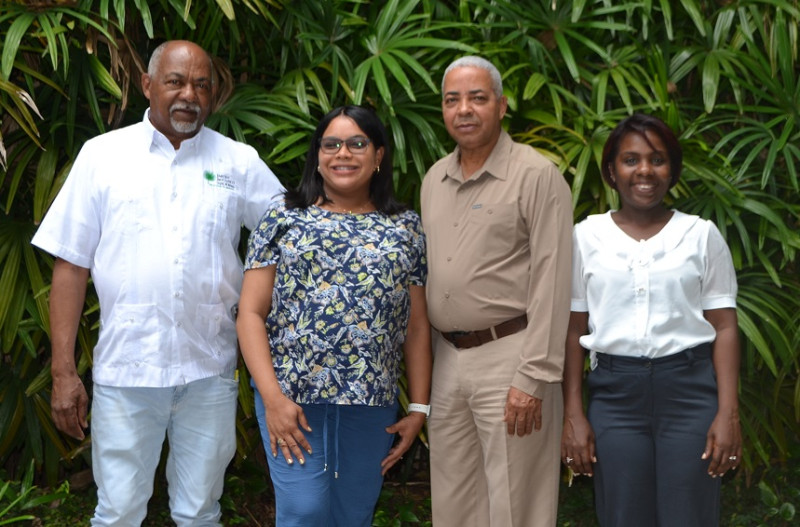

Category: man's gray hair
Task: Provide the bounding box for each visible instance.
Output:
[147,42,168,77]
[147,41,215,84]
[442,56,503,98]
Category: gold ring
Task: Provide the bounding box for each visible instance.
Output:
[277,438,286,446]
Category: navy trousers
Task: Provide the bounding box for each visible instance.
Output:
[587,344,720,527]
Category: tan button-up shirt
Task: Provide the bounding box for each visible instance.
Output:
[420,130,573,398]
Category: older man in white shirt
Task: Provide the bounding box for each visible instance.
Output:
[31,40,283,526]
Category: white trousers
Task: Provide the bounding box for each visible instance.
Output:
[90,374,237,526]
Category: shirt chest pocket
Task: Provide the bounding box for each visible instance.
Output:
[466,203,520,252]
[199,184,240,242]
[106,186,157,236]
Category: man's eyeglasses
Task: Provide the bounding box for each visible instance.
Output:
[319,136,371,154]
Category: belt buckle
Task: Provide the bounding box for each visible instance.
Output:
[445,330,474,350]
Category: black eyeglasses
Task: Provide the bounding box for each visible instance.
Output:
[319,136,371,154]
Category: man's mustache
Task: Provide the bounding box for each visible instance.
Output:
[171,103,200,114]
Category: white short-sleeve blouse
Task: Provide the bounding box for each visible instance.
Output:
[571,210,737,364]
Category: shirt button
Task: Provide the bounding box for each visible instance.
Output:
[173,258,179,264]
[176,321,183,328]
[444,292,450,298]
[172,226,178,232]
[487,209,493,214]
[446,256,452,262]
[134,361,141,367]
[171,192,178,199]
[453,222,458,227]
[173,292,180,298]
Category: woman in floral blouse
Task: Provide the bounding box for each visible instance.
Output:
[236,105,432,527]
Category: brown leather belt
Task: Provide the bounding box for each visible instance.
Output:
[440,314,528,349]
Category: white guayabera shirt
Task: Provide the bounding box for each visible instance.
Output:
[570,210,738,368]
[32,111,284,388]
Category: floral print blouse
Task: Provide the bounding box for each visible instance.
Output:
[244,203,427,406]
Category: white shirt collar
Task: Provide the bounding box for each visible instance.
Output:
[141,109,205,153]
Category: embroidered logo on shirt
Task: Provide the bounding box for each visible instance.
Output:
[203,171,236,191]
[472,204,482,209]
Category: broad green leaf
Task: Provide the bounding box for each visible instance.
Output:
[678,0,706,37]
[553,31,580,82]
[215,0,236,20]
[36,11,61,73]
[701,52,720,113]
[33,142,58,223]
[522,72,547,100]
[133,0,155,38]
[1,12,35,80]
[88,54,122,99]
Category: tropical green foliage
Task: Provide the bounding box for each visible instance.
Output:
[1,0,798,491]
[0,459,68,524]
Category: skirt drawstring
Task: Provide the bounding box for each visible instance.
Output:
[322,404,341,479]
[334,405,341,479]
[322,404,329,474]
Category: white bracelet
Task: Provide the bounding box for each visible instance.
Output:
[407,403,431,417]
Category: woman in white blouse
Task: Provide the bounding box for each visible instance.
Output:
[561,114,741,527]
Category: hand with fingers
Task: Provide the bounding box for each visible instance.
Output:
[561,412,597,477]
[503,386,542,437]
[51,370,89,440]
[265,394,313,465]
[380,412,426,475]
[702,409,742,478]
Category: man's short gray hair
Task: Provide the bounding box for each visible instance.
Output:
[147,41,215,84]
[442,56,503,98]
[147,42,168,77]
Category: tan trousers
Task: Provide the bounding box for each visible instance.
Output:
[429,330,563,527]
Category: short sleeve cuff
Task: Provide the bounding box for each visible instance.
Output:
[31,236,93,269]
[701,295,737,310]
[570,299,588,312]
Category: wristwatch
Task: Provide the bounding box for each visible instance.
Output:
[407,403,431,418]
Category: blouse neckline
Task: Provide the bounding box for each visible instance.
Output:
[596,210,700,255]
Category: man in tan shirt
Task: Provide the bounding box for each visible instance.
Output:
[420,56,573,526]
